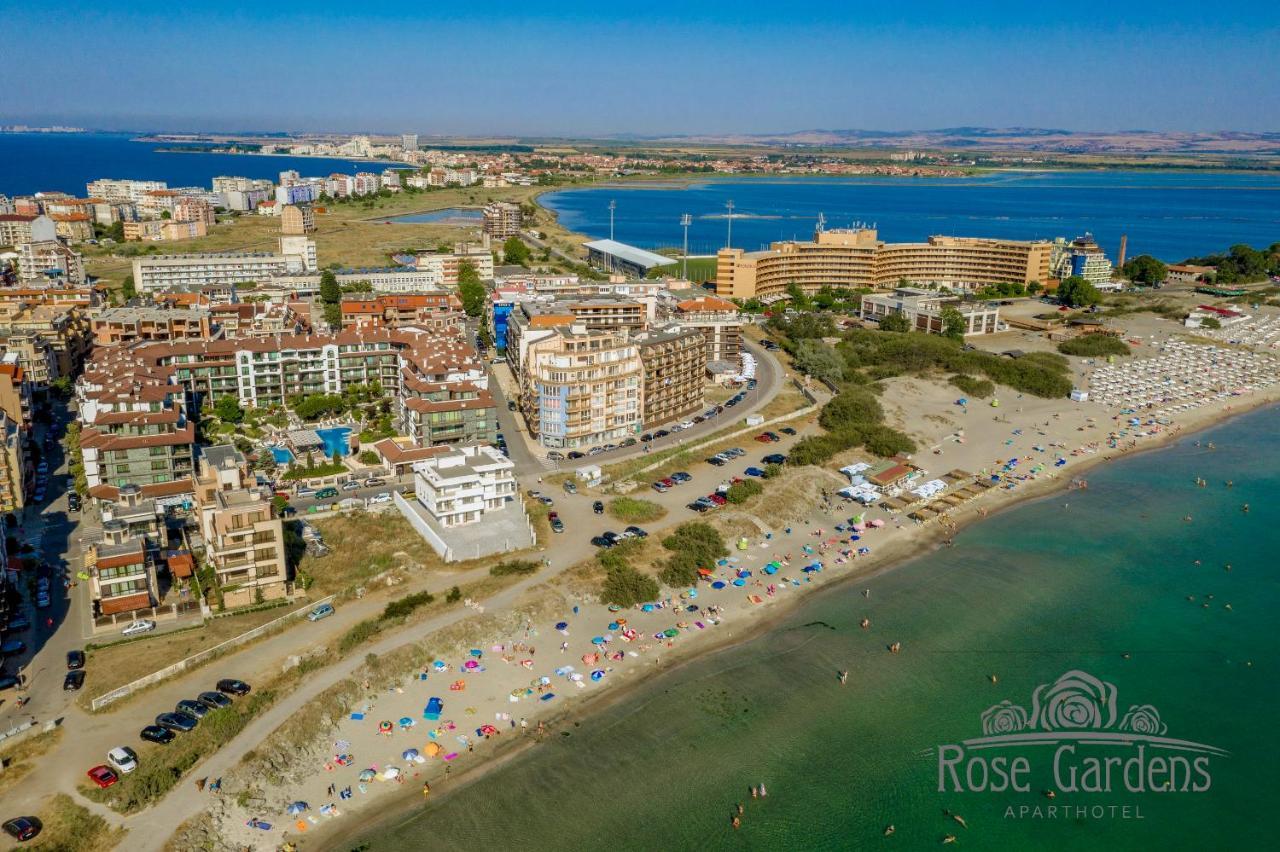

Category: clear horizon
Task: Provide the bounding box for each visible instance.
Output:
[2,1,1277,136]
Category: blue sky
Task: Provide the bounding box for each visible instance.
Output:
[1,1,1276,135]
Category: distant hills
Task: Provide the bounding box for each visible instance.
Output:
[638,127,1280,155]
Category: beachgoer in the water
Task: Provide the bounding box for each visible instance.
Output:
[839,670,849,685]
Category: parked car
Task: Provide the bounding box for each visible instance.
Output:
[1,639,27,656]
[546,451,565,462]
[307,603,335,622]
[216,678,251,696]
[121,620,156,637]
[593,500,604,515]
[67,650,86,671]
[567,451,585,460]
[2,816,41,842]
[709,494,728,506]
[763,454,787,465]
[678,421,695,430]
[341,481,360,491]
[549,512,564,533]
[315,487,338,499]
[624,526,648,538]
[651,481,669,493]
[63,670,85,691]
[364,478,386,487]
[744,466,766,477]
[780,427,797,436]
[706,456,726,467]
[140,725,175,745]
[68,493,82,511]
[296,488,316,498]
[155,712,199,733]
[671,471,692,483]
[562,480,577,494]
[653,429,670,439]
[754,433,774,443]
[176,699,211,718]
[621,437,637,447]
[688,501,711,513]
[198,690,233,709]
[640,433,653,442]
[724,447,745,458]
[590,535,614,549]
[107,746,138,774]
[368,492,392,504]
[86,765,118,788]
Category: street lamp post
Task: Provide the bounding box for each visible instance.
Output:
[608,200,616,242]
[680,213,691,280]
[725,200,734,248]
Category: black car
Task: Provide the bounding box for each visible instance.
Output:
[63,670,85,691]
[198,690,233,709]
[654,429,670,439]
[67,649,85,670]
[706,456,726,466]
[567,451,585,460]
[140,725,176,745]
[156,711,199,733]
[176,699,211,718]
[2,817,41,842]
[780,427,797,436]
[590,535,614,549]
[68,493,82,511]
[640,433,653,442]
[216,678,251,696]
[592,500,604,514]
[624,526,648,538]
[763,454,787,465]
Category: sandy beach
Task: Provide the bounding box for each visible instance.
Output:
[171,321,1280,852]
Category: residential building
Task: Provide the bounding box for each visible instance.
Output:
[716,228,1054,301]
[0,410,30,513]
[173,196,216,227]
[86,517,160,617]
[672,296,743,363]
[0,300,92,378]
[482,202,522,239]
[90,305,213,346]
[0,359,34,431]
[86,178,167,204]
[76,358,195,494]
[635,325,705,427]
[859,287,1005,336]
[415,243,494,284]
[401,133,419,151]
[0,333,58,387]
[1051,236,1113,286]
[131,237,315,291]
[16,239,86,285]
[49,213,94,243]
[504,295,648,370]
[123,219,209,242]
[518,325,642,449]
[260,266,443,297]
[341,292,464,332]
[0,213,56,246]
[207,301,309,338]
[1165,264,1216,285]
[410,444,516,528]
[193,445,288,606]
[280,203,315,235]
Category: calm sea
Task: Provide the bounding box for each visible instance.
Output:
[540,172,1280,262]
[0,132,406,196]
[350,405,1279,851]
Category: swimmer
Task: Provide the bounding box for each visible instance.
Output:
[839,670,849,685]
[884,825,896,837]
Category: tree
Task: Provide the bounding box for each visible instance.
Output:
[878,312,911,332]
[319,269,340,305]
[1121,255,1168,286]
[940,306,967,341]
[120,274,137,302]
[457,261,486,317]
[785,282,811,310]
[813,285,837,310]
[794,339,845,386]
[214,395,244,424]
[48,376,74,398]
[1056,276,1102,308]
[502,237,531,266]
[1027,281,1043,296]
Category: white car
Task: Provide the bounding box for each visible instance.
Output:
[678,421,695,430]
[107,746,138,774]
[369,492,392,504]
[121,619,156,637]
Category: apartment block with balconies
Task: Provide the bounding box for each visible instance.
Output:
[411,444,516,527]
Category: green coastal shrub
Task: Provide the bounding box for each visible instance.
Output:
[490,559,539,577]
[725,479,763,504]
[1057,334,1132,357]
[950,374,995,398]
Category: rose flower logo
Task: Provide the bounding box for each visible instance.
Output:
[1030,670,1118,731]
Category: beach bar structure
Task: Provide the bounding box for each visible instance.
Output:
[584,239,672,278]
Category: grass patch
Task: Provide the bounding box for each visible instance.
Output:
[606,497,667,524]
[1057,334,1132,357]
[299,512,445,595]
[82,688,276,814]
[32,793,127,851]
[80,605,296,712]
[950,374,996,399]
[0,728,64,799]
[490,559,540,577]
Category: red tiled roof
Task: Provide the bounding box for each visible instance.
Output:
[100,591,153,616]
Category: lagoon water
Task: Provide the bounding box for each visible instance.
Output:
[0,132,404,196]
[352,405,1278,851]
[540,172,1280,262]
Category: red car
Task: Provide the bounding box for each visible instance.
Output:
[661,477,677,488]
[754,433,775,443]
[709,493,728,505]
[87,765,118,789]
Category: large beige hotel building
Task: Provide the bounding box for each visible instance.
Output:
[715,229,1053,301]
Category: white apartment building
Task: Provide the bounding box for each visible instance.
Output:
[132,238,315,291]
[86,178,167,204]
[411,444,516,527]
[18,240,86,284]
[860,287,1005,336]
[415,245,494,283]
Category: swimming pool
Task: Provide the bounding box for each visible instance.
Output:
[316,427,353,457]
[270,447,295,464]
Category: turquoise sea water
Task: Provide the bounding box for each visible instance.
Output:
[540,171,1280,261]
[350,405,1279,851]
